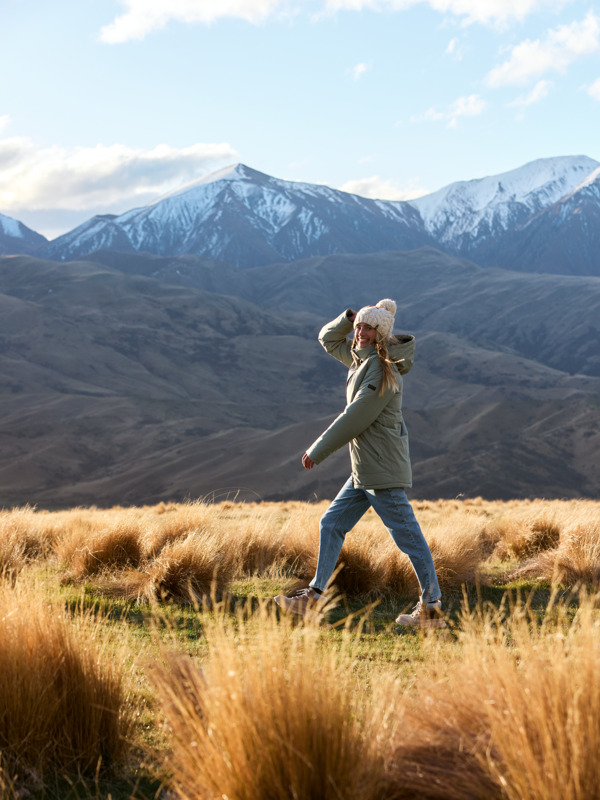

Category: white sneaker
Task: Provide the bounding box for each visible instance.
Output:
[274,587,327,616]
[395,600,447,629]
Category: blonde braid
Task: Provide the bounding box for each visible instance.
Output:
[375,338,402,396]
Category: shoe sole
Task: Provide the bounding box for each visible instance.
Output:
[274,595,329,617]
[395,617,447,629]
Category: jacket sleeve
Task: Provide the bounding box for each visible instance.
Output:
[306,358,395,464]
[318,309,355,367]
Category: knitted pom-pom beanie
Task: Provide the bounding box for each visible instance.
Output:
[354,298,397,340]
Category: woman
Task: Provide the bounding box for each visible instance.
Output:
[275,299,445,628]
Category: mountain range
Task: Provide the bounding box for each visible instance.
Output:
[0,155,599,506]
[2,155,600,275]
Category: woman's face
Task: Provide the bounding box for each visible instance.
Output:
[354,322,378,348]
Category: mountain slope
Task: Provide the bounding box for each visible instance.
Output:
[147,247,599,378]
[484,167,600,275]
[41,164,431,267]
[0,252,598,506]
[4,155,599,275]
[409,155,598,246]
[0,213,48,255]
[38,156,600,275]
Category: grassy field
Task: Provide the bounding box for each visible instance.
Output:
[0,497,599,800]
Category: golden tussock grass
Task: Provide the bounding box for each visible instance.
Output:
[148,590,600,800]
[151,601,385,800]
[57,520,143,579]
[514,508,600,588]
[124,529,237,602]
[0,497,599,799]
[0,580,132,789]
[5,496,600,602]
[385,592,600,800]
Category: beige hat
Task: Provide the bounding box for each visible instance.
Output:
[354,298,397,340]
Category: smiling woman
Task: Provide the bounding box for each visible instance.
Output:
[275,298,446,628]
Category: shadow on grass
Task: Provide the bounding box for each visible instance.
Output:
[24,771,163,800]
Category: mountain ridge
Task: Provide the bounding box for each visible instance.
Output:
[4,154,600,275]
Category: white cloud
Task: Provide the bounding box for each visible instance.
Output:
[338,174,429,200]
[0,137,238,211]
[445,37,462,59]
[100,0,567,42]
[587,77,600,101]
[100,0,292,43]
[486,11,600,87]
[410,94,486,128]
[324,0,565,28]
[508,78,553,107]
[349,62,370,81]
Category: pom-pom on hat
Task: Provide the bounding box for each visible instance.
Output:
[354,299,397,340]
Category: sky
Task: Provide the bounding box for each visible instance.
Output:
[2,0,600,239]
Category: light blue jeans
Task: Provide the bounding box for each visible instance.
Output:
[309,476,441,602]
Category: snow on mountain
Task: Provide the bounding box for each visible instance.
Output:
[0,212,48,255]
[488,164,600,275]
[42,163,430,267]
[29,155,600,275]
[409,155,600,246]
[1,213,24,239]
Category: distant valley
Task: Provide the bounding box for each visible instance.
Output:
[0,247,598,506]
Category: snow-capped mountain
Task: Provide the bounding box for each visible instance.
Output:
[413,155,600,274]
[485,165,600,276]
[0,212,47,256]
[41,164,431,267]
[8,155,600,275]
[409,155,599,249]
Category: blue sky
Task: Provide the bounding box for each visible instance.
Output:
[2,0,600,238]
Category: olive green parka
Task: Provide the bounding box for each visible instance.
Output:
[306,310,416,489]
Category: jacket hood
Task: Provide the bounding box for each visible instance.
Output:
[388,334,415,375]
[351,334,415,374]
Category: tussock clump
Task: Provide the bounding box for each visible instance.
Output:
[0,505,55,562]
[493,514,562,561]
[425,521,484,589]
[152,602,385,800]
[135,530,235,603]
[58,521,143,579]
[528,515,561,553]
[140,501,216,560]
[0,582,131,791]
[0,531,25,585]
[234,527,289,575]
[255,503,319,579]
[515,517,600,588]
[385,594,600,800]
[487,518,531,560]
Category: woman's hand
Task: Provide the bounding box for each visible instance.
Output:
[302,453,315,470]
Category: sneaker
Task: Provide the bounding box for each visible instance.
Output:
[274,587,327,616]
[395,600,447,629]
